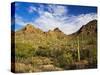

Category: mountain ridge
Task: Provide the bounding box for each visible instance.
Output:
[70,20,97,36]
[15,20,97,37]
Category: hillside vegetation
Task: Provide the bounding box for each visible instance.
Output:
[11,20,97,73]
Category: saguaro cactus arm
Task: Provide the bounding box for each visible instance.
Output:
[77,36,80,61]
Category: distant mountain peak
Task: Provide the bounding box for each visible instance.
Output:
[25,24,34,29]
[71,19,97,36]
[80,19,97,33]
[16,20,97,37]
[22,24,43,33]
[22,24,35,33]
[53,27,62,32]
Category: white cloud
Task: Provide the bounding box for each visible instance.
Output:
[15,14,34,26]
[28,6,37,13]
[47,5,68,16]
[60,13,97,34]
[33,5,97,34]
[15,14,26,25]
[34,11,62,31]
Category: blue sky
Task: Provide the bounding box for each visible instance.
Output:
[11,2,97,34]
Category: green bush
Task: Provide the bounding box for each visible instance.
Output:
[57,52,73,68]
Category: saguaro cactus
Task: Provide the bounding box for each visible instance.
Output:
[77,36,80,61]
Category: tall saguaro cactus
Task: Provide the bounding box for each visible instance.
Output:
[77,36,80,61]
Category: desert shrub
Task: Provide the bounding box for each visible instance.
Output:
[15,63,33,73]
[16,50,27,58]
[35,49,49,57]
[16,48,36,59]
[31,57,43,67]
[15,57,55,72]
[80,47,97,64]
[49,47,63,58]
[30,57,55,71]
[15,42,38,59]
[88,48,97,65]
[41,57,53,65]
[71,51,78,61]
[35,45,67,58]
[31,57,53,66]
[57,52,73,68]
[80,49,90,60]
[40,64,63,71]
[86,39,95,45]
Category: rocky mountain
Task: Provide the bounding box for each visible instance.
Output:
[15,20,97,37]
[13,19,97,43]
[71,20,97,36]
[53,27,62,32]
[21,24,43,34]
